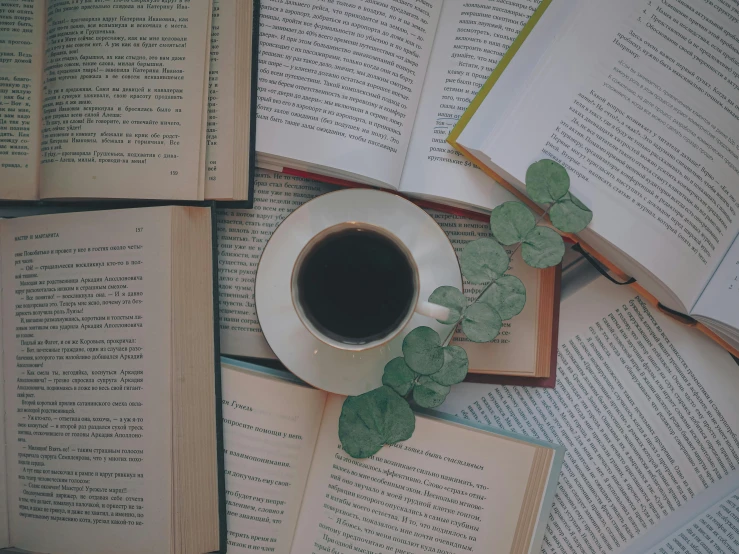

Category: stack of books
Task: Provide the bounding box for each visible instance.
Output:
[1,0,738,553]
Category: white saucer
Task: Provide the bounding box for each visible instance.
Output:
[255,189,462,395]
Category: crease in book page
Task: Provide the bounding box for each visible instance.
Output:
[442,276,739,553]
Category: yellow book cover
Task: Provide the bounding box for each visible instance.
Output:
[447,0,553,216]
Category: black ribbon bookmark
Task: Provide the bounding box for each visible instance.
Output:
[572,244,700,326]
[572,243,637,286]
[655,303,699,326]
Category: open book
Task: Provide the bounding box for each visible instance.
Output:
[220,358,565,554]
[451,0,739,354]
[0,0,256,202]
[256,0,546,212]
[0,207,221,554]
[218,171,559,379]
[443,273,739,553]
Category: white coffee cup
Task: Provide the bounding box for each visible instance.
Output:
[291,221,450,352]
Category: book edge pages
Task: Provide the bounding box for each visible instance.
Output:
[171,207,220,554]
[509,447,548,554]
[535,263,560,379]
[528,445,565,554]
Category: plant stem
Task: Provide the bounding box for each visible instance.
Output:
[440,203,555,348]
[441,324,457,347]
[536,203,554,225]
[509,204,553,258]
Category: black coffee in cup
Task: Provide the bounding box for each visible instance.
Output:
[297,228,415,344]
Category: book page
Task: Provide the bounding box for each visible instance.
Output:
[691,232,739,333]
[443,276,739,553]
[475,0,739,310]
[0,0,44,200]
[255,0,442,189]
[0,208,174,554]
[621,472,739,554]
[291,395,543,554]
[38,1,212,200]
[430,210,541,374]
[641,492,739,554]
[218,171,334,359]
[221,363,327,553]
[398,0,535,211]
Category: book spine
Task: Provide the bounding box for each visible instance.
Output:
[209,205,228,554]
[247,0,262,209]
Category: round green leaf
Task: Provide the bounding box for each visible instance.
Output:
[489,201,536,246]
[431,346,469,386]
[460,238,509,284]
[521,226,565,269]
[428,286,466,324]
[402,327,444,375]
[461,302,503,343]
[479,274,527,320]
[382,357,416,397]
[412,376,451,408]
[526,160,570,204]
[339,386,415,459]
[549,193,593,233]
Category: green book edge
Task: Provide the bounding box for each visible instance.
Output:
[448,0,553,148]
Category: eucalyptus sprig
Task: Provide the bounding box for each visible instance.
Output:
[338,160,592,459]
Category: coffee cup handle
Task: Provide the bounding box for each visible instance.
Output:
[415,301,451,322]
